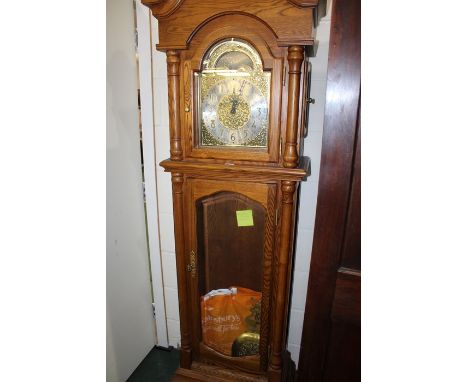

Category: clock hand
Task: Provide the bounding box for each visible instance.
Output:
[239,80,246,95]
[231,81,247,114]
[230,98,239,114]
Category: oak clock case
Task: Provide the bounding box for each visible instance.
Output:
[140,1,324,381]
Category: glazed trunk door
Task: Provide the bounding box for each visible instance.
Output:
[185,178,277,373]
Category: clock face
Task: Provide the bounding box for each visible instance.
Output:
[201,78,268,146]
[196,39,271,148]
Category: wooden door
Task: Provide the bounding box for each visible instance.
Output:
[184,178,278,374]
[297,0,361,380]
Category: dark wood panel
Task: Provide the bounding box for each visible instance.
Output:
[322,321,361,382]
[297,0,361,380]
[197,192,265,292]
[331,269,361,325]
[341,114,361,270]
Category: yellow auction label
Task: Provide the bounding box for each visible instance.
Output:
[236,210,254,227]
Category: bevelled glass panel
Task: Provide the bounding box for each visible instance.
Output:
[197,192,264,359]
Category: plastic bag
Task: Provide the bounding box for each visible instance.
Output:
[201,286,261,356]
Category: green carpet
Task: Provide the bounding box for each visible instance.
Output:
[127,346,179,382]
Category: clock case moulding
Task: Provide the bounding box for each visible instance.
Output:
[140,1,327,381]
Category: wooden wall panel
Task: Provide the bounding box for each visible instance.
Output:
[341,119,361,270]
[297,0,361,380]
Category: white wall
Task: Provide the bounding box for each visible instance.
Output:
[148,5,332,363]
[151,18,182,349]
[107,0,157,380]
[286,5,332,363]
[136,0,169,348]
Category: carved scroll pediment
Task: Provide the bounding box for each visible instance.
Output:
[141,0,326,50]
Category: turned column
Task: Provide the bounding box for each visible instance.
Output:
[283,46,304,168]
[166,50,183,160]
[171,173,191,367]
[268,180,297,382]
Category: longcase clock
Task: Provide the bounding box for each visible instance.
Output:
[141,1,326,380]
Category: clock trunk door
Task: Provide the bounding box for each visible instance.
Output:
[185,178,277,373]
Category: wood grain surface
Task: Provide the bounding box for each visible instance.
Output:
[142,0,324,50]
[297,0,361,380]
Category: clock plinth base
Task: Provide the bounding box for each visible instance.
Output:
[172,362,268,382]
[172,352,295,382]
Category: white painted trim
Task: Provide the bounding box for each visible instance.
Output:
[135,0,169,348]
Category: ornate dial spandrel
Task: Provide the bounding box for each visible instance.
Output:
[196,38,271,148]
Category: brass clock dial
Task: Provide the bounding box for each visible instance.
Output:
[197,39,271,148]
[217,87,251,131]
